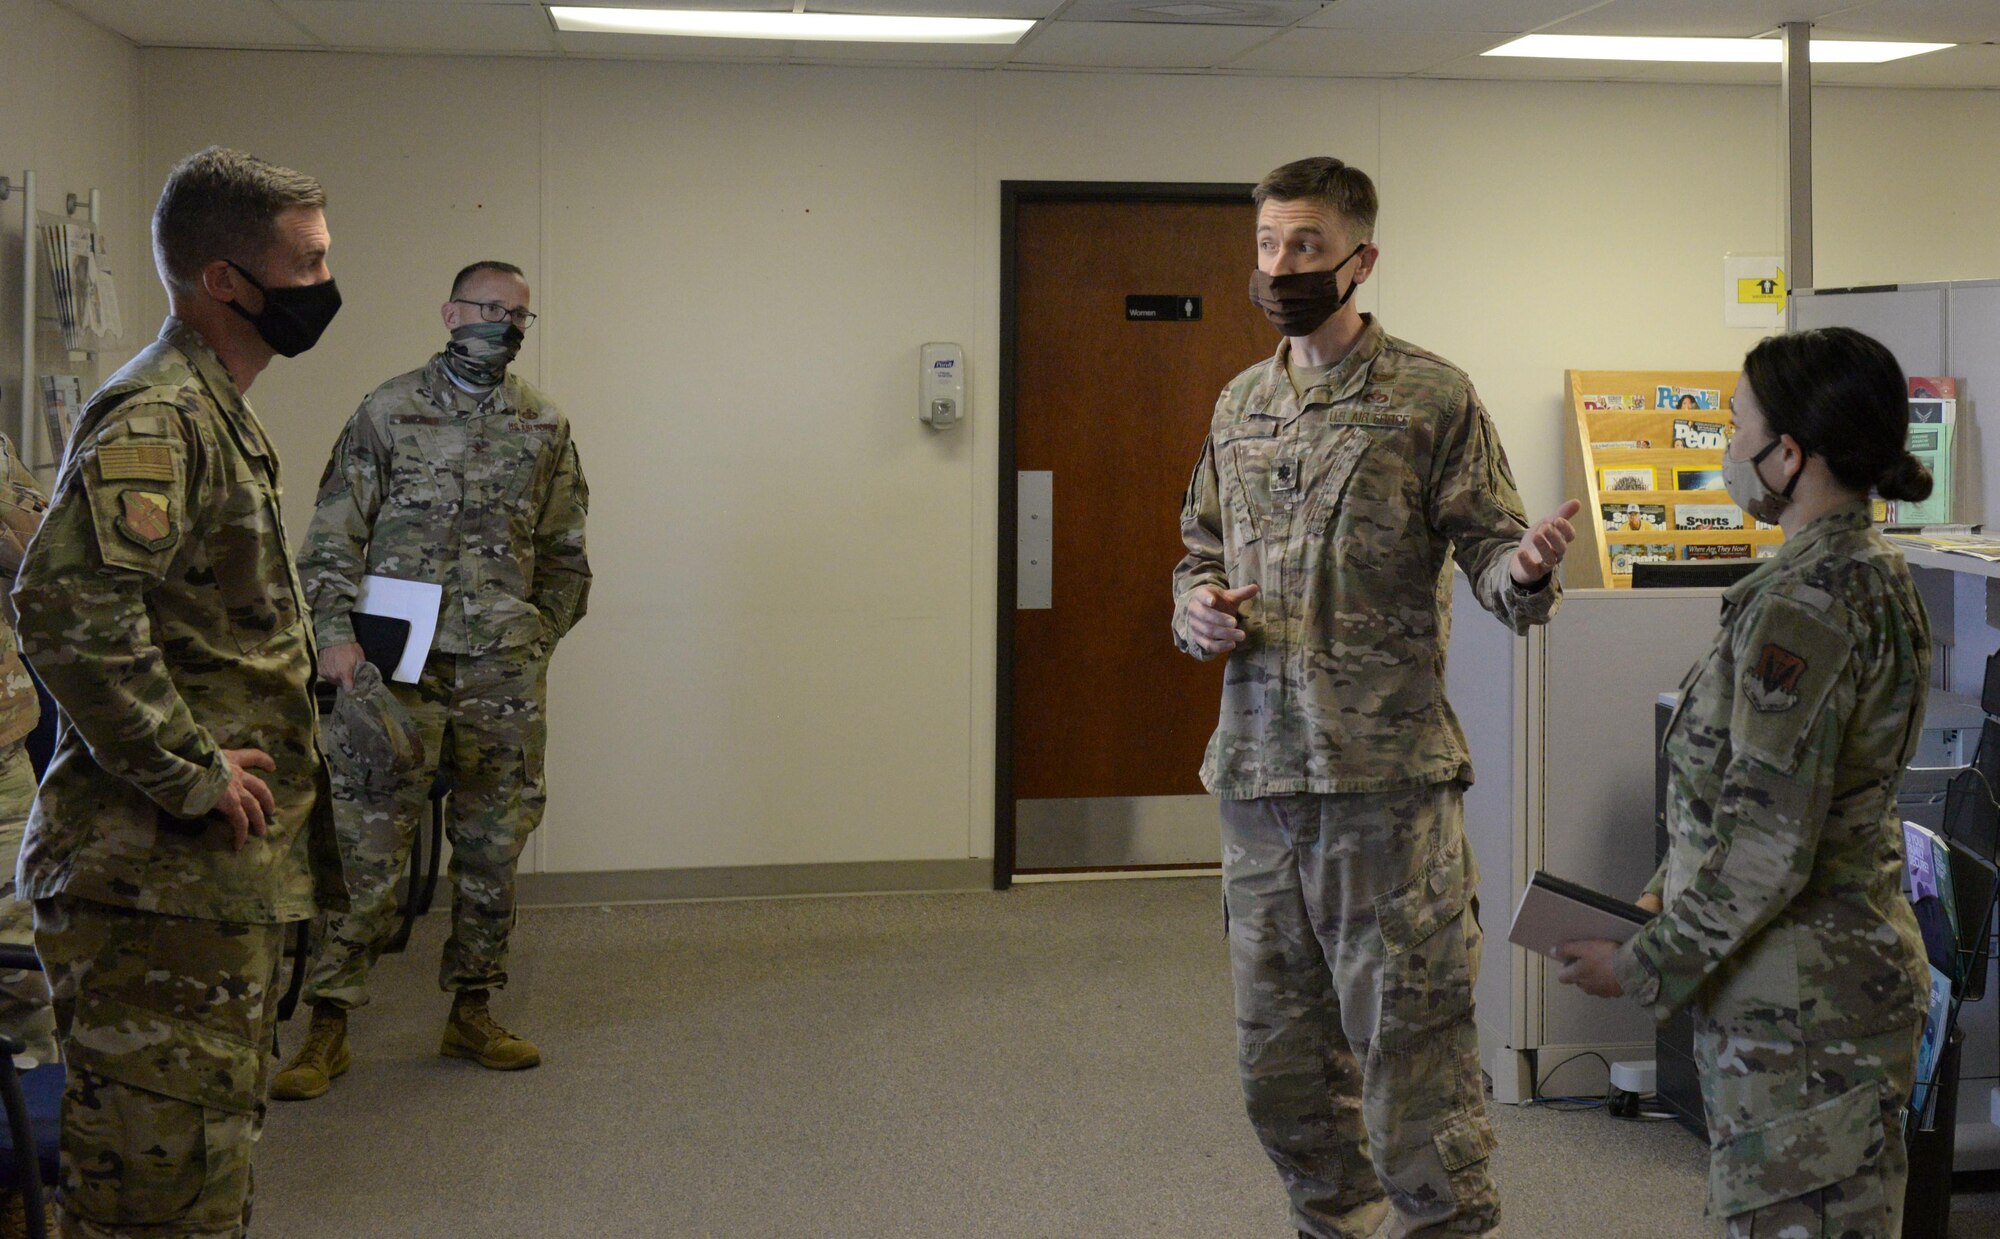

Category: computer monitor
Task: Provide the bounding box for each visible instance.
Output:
[1631,560,1763,589]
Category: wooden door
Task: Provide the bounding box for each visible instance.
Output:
[1002,190,1271,877]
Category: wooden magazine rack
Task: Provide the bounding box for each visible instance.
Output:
[1563,369,1785,588]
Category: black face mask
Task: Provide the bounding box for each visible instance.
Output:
[1248,243,1367,337]
[224,261,342,357]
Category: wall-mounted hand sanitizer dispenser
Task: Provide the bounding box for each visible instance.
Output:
[920,343,964,430]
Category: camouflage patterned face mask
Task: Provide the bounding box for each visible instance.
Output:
[443,321,524,388]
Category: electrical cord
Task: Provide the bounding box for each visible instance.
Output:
[1527,1050,1609,1112]
[1525,1049,1686,1121]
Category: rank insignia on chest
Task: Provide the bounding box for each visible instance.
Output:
[1746,643,1807,712]
[1272,457,1300,492]
[115,489,176,552]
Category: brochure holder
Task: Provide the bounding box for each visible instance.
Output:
[1563,369,1785,587]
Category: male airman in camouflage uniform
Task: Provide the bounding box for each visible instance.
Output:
[13,146,345,1238]
[1173,157,1579,1239]
[273,260,589,1099]
[0,432,52,1063]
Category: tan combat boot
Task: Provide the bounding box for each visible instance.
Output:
[270,1003,351,1101]
[440,990,541,1070]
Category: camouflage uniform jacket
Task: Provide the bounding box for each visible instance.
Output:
[11,319,343,922]
[1611,503,1931,1208]
[0,435,47,749]
[1172,317,1559,797]
[299,355,590,658]
[1613,502,1930,1027]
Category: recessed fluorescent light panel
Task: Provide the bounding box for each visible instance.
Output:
[549,4,1035,43]
[1482,35,1952,65]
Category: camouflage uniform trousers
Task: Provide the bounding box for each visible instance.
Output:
[0,743,55,1061]
[33,895,286,1239]
[1709,1023,1920,1239]
[1222,782,1498,1239]
[303,646,547,1008]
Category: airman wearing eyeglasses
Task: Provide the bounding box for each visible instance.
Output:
[275,260,591,1100]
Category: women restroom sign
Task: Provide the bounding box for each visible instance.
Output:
[1126,295,1202,322]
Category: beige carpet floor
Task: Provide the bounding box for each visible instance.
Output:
[250,878,2000,1238]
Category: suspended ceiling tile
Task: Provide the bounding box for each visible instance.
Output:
[548,0,798,17]
[1301,0,1602,34]
[58,0,319,47]
[813,0,1066,17]
[1224,29,1511,76]
[1814,0,2000,43]
[1546,0,1867,40]
[1417,51,1789,85]
[555,29,792,59]
[1011,21,1276,68]
[273,1,560,53]
[786,40,1021,62]
[1056,0,1325,29]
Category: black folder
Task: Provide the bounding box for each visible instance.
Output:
[351,613,411,677]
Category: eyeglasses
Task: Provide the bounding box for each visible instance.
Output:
[452,298,537,328]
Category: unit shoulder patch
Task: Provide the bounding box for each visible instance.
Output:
[115,489,176,551]
[1745,642,1807,713]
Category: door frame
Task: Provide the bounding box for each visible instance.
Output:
[993,180,1258,890]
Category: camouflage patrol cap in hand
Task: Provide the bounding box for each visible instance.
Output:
[325,661,426,777]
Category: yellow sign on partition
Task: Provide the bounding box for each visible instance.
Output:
[1725,254,1786,328]
[1736,272,1786,310]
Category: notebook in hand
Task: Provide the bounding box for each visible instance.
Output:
[1507,871,1652,960]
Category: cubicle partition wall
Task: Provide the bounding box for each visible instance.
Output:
[1791,281,2000,1171]
[1448,573,1724,1104]
[1793,282,2000,548]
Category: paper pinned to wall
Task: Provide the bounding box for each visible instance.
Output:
[353,575,443,684]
